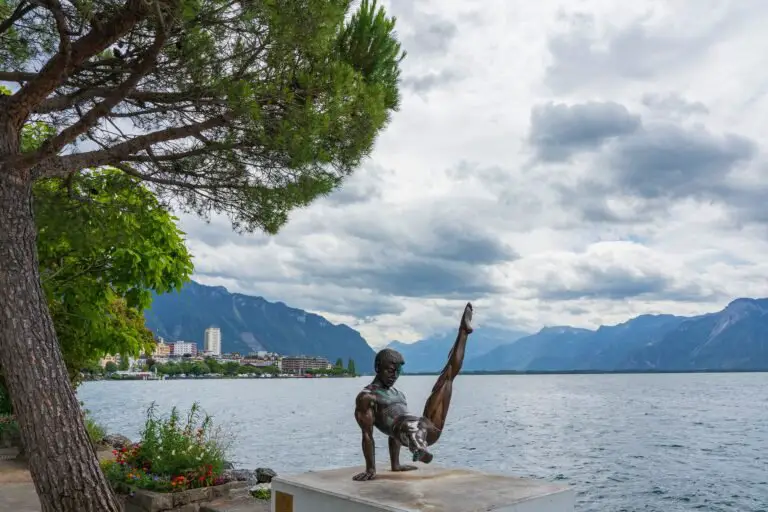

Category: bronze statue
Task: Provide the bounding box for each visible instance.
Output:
[353,303,474,481]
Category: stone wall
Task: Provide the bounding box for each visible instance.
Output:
[123,481,248,512]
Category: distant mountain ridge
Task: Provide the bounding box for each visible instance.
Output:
[146,283,768,374]
[144,281,376,372]
[387,327,529,373]
[389,298,768,372]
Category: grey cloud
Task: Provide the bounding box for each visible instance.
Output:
[641,93,709,118]
[536,270,669,301]
[387,0,462,95]
[322,163,392,205]
[389,0,458,57]
[338,209,518,266]
[555,181,670,226]
[530,263,713,302]
[181,215,270,248]
[195,273,406,318]
[324,183,379,205]
[285,291,406,318]
[543,9,751,93]
[423,224,519,265]
[608,123,755,199]
[283,212,516,299]
[401,69,462,94]
[294,256,500,299]
[529,101,641,161]
[403,19,458,56]
[530,100,760,224]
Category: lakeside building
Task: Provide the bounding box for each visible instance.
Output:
[99,355,118,367]
[152,339,171,358]
[245,359,282,370]
[204,327,222,356]
[170,341,198,357]
[281,356,332,374]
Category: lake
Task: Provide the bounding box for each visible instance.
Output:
[78,373,768,511]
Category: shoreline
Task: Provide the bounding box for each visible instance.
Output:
[84,374,358,382]
[82,369,768,382]
[403,368,768,376]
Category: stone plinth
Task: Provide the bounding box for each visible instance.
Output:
[270,465,574,512]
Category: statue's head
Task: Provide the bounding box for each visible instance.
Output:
[374,348,405,388]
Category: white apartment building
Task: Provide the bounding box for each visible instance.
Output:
[171,341,197,356]
[204,327,222,356]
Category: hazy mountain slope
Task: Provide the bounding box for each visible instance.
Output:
[464,299,768,372]
[387,327,529,373]
[145,281,376,372]
[621,299,768,370]
[465,327,594,372]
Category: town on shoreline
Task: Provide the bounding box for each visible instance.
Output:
[86,327,358,381]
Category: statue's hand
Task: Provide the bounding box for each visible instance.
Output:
[352,469,376,481]
[392,464,418,472]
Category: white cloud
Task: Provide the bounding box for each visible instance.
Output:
[177,0,768,347]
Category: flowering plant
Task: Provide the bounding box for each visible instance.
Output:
[102,402,231,493]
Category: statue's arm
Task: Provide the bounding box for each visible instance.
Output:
[352,391,377,481]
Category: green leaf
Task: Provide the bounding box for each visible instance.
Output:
[32,167,194,386]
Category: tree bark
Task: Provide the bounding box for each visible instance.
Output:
[0,128,122,510]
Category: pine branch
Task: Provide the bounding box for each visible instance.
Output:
[7,0,156,122]
[31,115,230,178]
[34,87,227,114]
[17,28,169,170]
[0,1,36,36]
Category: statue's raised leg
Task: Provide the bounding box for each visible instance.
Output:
[422,302,473,447]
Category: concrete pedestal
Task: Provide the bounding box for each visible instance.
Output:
[270,465,574,512]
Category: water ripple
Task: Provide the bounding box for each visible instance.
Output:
[78,373,768,511]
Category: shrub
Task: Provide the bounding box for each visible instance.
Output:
[251,486,271,500]
[80,404,107,446]
[101,459,173,493]
[0,414,18,437]
[0,384,12,415]
[103,402,231,493]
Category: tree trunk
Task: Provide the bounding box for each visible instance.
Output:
[0,155,122,509]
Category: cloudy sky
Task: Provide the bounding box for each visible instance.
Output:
[182,0,768,347]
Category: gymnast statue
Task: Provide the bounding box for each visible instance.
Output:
[352,303,474,481]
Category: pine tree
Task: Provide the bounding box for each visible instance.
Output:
[347,358,357,376]
[0,1,404,509]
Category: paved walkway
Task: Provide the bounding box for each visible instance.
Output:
[0,451,269,511]
[0,453,40,512]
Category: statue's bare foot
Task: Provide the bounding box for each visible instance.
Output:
[352,470,376,481]
[392,464,418,472]
[461,302,473,334]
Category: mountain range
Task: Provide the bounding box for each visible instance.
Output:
[388,327,529,373]
[144,281,376,372]
[389,298,768,372]
[144,281,768,374]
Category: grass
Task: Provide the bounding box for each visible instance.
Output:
[251,487,271,500]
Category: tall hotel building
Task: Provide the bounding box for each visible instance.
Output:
[204,326,222,356]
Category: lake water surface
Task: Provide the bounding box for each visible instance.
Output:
[79,373,768,511]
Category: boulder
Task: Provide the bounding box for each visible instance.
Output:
[222,469,254,482]
[103,433,132,449]
[255,468,277,484]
